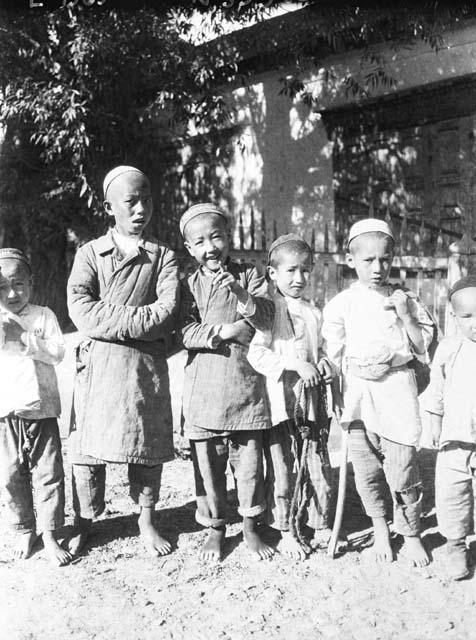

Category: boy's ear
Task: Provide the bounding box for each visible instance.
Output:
[345,252,354,269]
[267,265,276,281]
[104,199,114,217]
[183,240,194,258]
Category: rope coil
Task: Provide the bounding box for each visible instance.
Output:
[288,376,329,553]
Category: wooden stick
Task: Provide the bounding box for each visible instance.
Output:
[327,418,349,558]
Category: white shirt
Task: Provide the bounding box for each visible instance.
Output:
[248,294,326,426]
[423,336,476,447]
[0,304,64,419]
[322,282,434,446]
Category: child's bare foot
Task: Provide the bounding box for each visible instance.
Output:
[278,530,307,560]
[400,535,429,567]
[199,526,225,562]
[138,507,171,557]
[243,516,275,560]
[43,531,73,566]
[371,517,394,563]
[68,517,92,556]
[14,530,39,560]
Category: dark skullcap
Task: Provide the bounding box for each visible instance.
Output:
[0,248,31,272]
[448,274,476,300]
[103,165,146,198]
[267,234,311,263]
[179,203,228,236]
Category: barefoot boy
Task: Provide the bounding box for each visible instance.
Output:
[322,218,435,566]
[248,234,333,559]
[67,165,179,556]
[180,202,275,562]
[0,248,71,565]
[424,275,476,580]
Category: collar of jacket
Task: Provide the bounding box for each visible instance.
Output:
[94,229,159,256]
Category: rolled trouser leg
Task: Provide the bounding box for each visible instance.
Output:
[380,436,422,537]
[436,446,473,541]
[190,438,228,528]
[128,463,162,508]
[229,431,266,519]
[72,463,106,521]
[348,422,387,520]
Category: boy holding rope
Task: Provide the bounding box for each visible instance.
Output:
[248,235,333,559]
[322,219,435,567]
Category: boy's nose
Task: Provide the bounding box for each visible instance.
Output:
[372,260,382,272]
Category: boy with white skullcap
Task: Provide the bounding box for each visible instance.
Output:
[67,165,180,557]
[179,202,275,562]
[322,218,436,566]
[0,248,71,565]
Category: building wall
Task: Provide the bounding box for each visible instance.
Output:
[221,21,476,253]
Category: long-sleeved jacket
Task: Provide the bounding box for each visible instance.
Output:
[180,260,274,433]
[67,230,179,465]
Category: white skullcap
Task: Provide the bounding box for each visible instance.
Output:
[103,166,146,198]
[347,218,394,248]
[179,203,228,236]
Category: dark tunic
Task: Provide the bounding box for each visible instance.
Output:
[67,230,179,465]
[180,260,274,434]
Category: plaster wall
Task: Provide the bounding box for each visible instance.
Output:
[222,22,476,252]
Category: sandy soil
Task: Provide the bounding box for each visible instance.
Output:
[1,334,476,640]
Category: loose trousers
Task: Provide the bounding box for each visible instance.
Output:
[72,461,163,520]
[0,416,65,533]
[349,421,422,536]
[436,443,476,541]
[190,430,266,528]
[264,421,331,531]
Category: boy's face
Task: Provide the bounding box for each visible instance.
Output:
[0,259,32,314]
[346,233,394,289]
[183,214,230,272]
[451,287,476,342]
[104,173,153,237]
[268,249,312,299]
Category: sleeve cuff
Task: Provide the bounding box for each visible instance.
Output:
[237,293,256,318]
[207,325,222,349]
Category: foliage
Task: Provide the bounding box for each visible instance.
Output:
[1,0,476,322]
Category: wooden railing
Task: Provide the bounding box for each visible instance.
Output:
[173,203,476,334]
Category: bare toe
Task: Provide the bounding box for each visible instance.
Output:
[14,531,38,560]
[200,528,225,562]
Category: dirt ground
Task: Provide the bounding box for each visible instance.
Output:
[1,333,476,640]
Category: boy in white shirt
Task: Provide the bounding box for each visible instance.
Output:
[424,275,476,580]
[322,219,435,567]
[0,248,71,565]
[248,235,333,559]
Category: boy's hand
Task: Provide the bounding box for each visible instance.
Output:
[213,270,248,305]
[219,320,254,346]
[385,289,412,320]
[2,318,24,343]
[317,358,333,384]
[294,361,320,388]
